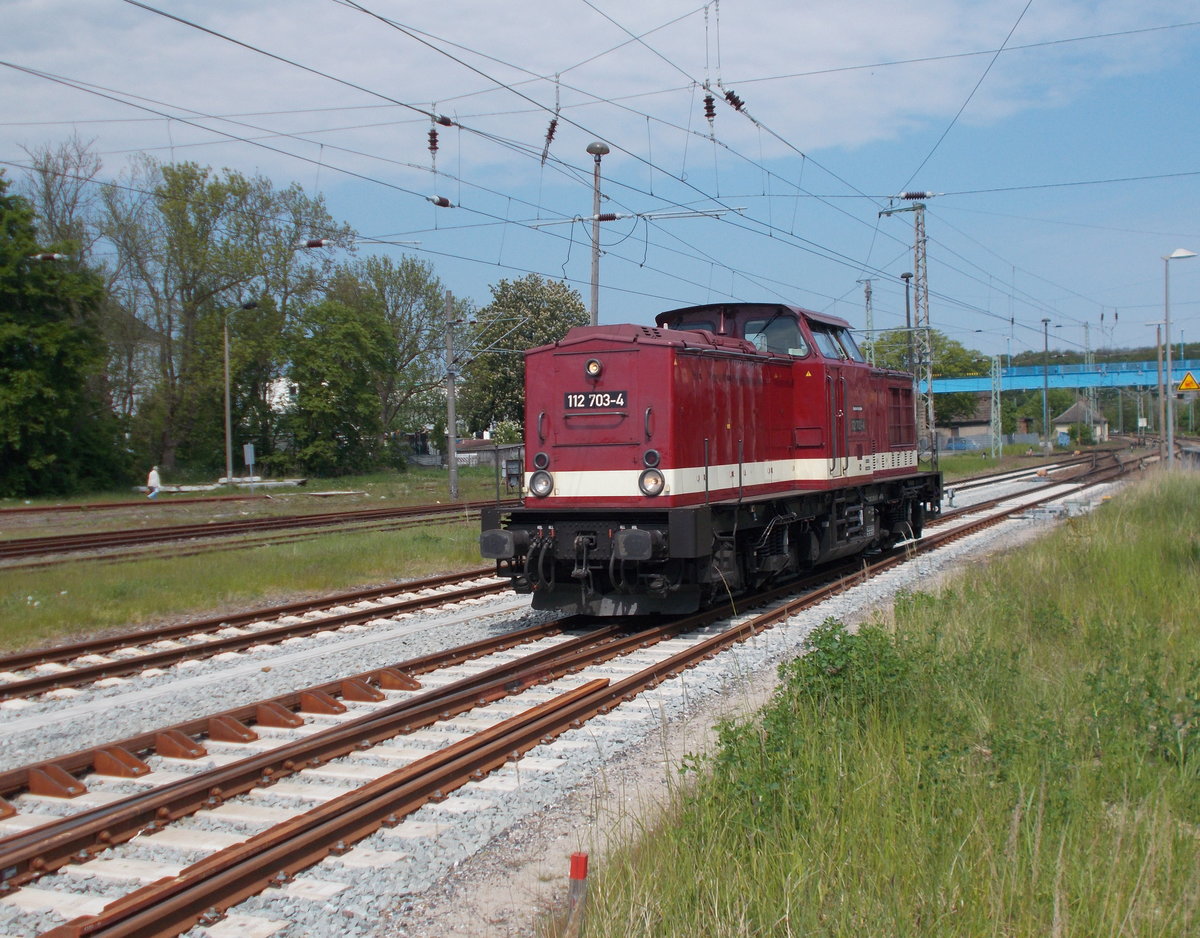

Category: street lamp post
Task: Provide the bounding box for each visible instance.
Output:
[1163,248,1196,467]
[1154,323,1165,459]
[586,142,610,326]
[1041,318,1051,456]
[223,301,258,484]
[444,289,460,501]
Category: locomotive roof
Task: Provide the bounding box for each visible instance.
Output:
[654,301,852,331]
[537,322,756,355]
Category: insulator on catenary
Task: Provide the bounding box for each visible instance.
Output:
[428,128,439,155]
[900,191,935,200]
[724,89,744,111]
[703,94,716,121]
[435,114,453,126]
[429,196,453,208]
[595,213,619,222]
[540,118,559,166]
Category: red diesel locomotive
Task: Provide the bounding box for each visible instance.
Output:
[480,302,942,615]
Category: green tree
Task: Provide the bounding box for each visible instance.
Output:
[458,274,588,432]
[0,174,129,496]
[98,157,350,473]
[325,256,449,442]
[282,299,388,476]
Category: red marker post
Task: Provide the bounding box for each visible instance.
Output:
[566,852,589,935]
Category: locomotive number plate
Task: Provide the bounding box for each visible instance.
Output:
[564,390,627,409]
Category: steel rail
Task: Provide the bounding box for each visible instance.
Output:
[39,680,614,938]
[0,499,518,561]
[0,621,681,888]
[0,568,496,674]
[0,572,504,702]
[0,495,273,515]
[0,615,578,800]
[2,512,482,572]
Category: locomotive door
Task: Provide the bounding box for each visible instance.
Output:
[826,364,848,479]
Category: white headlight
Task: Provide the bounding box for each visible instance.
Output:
[638,468,665,496]
[529,470,554,498]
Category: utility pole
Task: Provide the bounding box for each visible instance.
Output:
[880,192,937,462]
[444,289,459,500]
[1042,318,1052,456]
[1155,323,1165,461]
[1083,322,1097,442]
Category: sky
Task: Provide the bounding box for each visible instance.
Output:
[2,0,1199,364]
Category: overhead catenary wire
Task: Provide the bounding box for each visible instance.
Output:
[11,2,1189,349]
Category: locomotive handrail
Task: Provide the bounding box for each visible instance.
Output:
[827,374,839,477]
[644,406,653,440]
[738,439,744,502]
[841,375,850,475]
[704,438,711,505]
[537,411,546,442]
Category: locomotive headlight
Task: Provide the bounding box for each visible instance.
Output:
[529,469,554,498]
[638,468,665,497]
[584,358,603,379]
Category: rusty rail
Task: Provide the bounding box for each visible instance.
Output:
[0,573,505,702]
[0,616,580,801]
[0,500,517,561]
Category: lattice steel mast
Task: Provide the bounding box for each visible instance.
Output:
[880,192,938,463]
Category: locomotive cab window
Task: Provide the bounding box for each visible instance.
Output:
[809,324,849,360]
[744,315,809,356]
[836,328,866,362]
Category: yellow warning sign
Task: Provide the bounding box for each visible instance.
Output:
[1179,371,1200,392]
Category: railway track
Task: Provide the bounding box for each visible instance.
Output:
[0,456,1116,704]
[0,457,1135,936]
[0,568,505,703]
[0,494,273,515]
[0,499,518,567]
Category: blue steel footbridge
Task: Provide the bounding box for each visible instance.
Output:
[931,359,1200,394]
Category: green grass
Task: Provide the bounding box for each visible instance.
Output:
[0,516,484,652]
[577,472,1200,937]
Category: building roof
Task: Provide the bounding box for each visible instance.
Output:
[1053,399,1106,425]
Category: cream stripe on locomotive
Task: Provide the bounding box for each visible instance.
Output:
[529,449,919,500]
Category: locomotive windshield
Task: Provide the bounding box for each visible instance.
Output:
[745,314,809,356]
[837,328,866,362]
[808,323,865,362]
